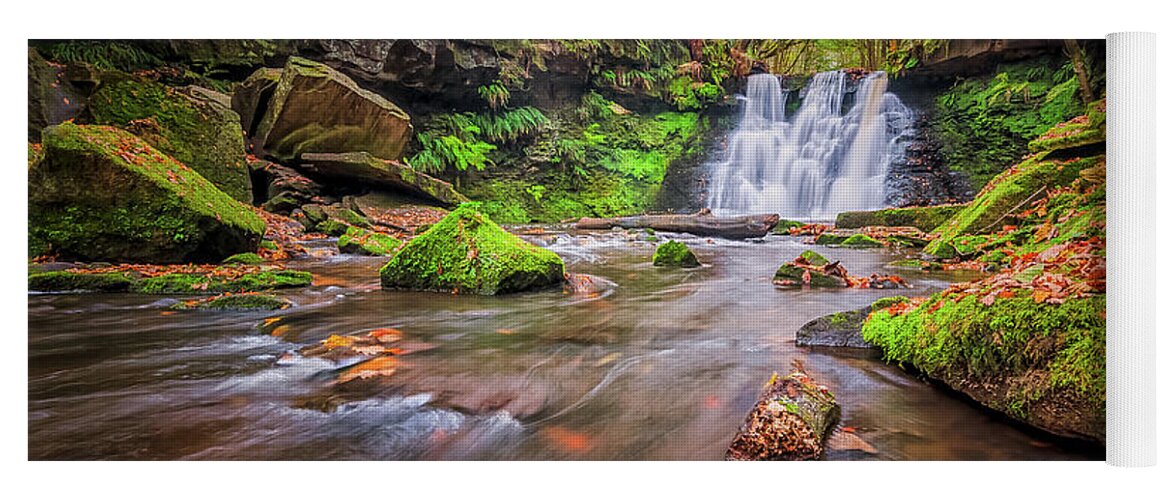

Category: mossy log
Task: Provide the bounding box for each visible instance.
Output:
[726,371,840,460]
[577,209,779,239]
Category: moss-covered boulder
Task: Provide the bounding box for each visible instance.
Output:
[863,294,1105,444]
[772,219,805,234]
[774,264,847,287]
[174,293,292,311]
[796,307,878,350]
[132,269,312,294]
[29,123,265,263]
[797,250,829,266]
[813,232,849,245]
[380,203,565,294]
[299,152,469,207]
[652,240,700,268]
[835,204,968,233]
[28,271,135,292]
[338,226,402,256]
[88,77,251,201]
[254,57,413,163]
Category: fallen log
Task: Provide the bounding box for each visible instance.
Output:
[576,209,779,239]
[726,369,841,460]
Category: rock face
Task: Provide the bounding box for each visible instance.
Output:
[726,371,840,460]
[380,203,565,295]
[254,57,413,163]
[246,156,329,214]
[652,240,700,268]
[299,152,468,207]
[88,77,252,202]
[28,48,86,141]
[29,123,265,263]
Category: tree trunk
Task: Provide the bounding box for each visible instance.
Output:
[576,209,780,239]
[1064,39,1095,105]
[726,370,841,460]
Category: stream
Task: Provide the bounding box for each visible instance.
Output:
[28,230,1100,460]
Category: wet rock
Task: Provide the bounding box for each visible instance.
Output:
[29,123,264,262]
[231,67,283,136]
[298,152,468,207]
[726,371,841,460]
[173,293,292,311]
[652,240,700,268]
[836,204,968,233]
[253,57,413,163]
[796,307,879,350]
[247,156,329,214]
[380,203,566,295]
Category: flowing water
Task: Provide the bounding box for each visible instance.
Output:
[28,231,1099,460]
[707,71,914,219]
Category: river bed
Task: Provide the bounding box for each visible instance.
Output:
[27,230,1101,460]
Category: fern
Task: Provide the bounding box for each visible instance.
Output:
[477,81,511,110]
[45,41,161,71]
[409,132,495,173]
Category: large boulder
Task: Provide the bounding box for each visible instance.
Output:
[88,76,252,202]
[299,152,468,207]
[29,123,265,263]
[253,57,413,163]
[380,203,565,295]
[231,67,283,136]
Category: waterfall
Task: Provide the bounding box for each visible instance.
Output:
[706,71,913,220]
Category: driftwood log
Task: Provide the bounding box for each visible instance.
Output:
[726,370,841,460]
[576,209,779,239]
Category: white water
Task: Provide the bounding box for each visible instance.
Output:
[706,71,914,220]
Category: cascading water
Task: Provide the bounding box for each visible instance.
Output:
[706,71,914,220]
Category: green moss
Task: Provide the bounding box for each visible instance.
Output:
[772,219,805,234]
[131,269,311,294]
[871,296,909,310]
[316,219,350,236]
[814,233,849,245]
[223,252,264,265]
[88,77,250,201]
[29,123,264,263]
[926,155,1104,257]
[841,234,883,248]
[380,203,565,295]
[259,240,279,251]
[28,271,135,292]
[835,204,968,233]
[889,259,942,271]
[28,142,44,169]
[338,226,402,256]
[863,294,1105,422]
[799,250,829,266]
[1028,100,1106,154]
[652,240,701,268]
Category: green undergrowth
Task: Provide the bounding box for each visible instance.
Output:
[930,56,1087,188]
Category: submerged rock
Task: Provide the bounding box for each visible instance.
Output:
[29,123,265,262]
[796,306,880,350]
[774,251,847,288]
[253,57,413,163]
[652,240,700,268]
[173,293,292,311]
[88,77,252,202]
[380,203,565,295]
[727,371,840,460]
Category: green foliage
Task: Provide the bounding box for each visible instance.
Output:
[223,252,264,265]
[477,80,511,110]
[43,41,162,71]
[930,57,1085,188]
[410,107,549,174]
[668,77,722,111]
[411,132,496,174]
